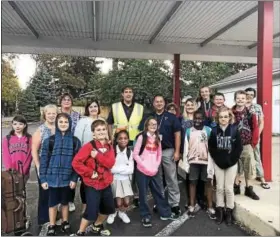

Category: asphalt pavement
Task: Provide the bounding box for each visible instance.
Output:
[1,124,252,236]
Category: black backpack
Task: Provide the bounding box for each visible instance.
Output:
[6,133,32,154]
[135,132,147,156]
[113,145,132,161]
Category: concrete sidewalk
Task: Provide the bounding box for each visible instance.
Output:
[233,137,280,236]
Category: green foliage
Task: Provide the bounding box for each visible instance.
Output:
[17,88,41,122]
[28,68,57,107]
[32,55,102,98]
[180,61,254,98]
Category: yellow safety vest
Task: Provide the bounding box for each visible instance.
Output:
[112,102,143,141]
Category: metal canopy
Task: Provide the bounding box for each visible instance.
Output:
[2,0,280,63]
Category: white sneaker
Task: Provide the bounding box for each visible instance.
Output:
[69,202,76,212]
[55,219,62,226]
[118,211,130,224]
[194,203,201,213]
[107,212,117,224]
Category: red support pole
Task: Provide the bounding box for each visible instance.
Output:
[173,54,181,114]
[257,1,273,181]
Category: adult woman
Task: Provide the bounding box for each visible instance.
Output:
[60,92,81,134]
[32,104,57,226]
[59,92,81,211]
[74,100,105,214]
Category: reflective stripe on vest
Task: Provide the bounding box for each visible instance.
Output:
[112,102,143,141]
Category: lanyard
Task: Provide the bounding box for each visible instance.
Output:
[157,112,165,131]
[204,101,211,116]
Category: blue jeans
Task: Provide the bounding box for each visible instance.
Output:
[136,169,171,219]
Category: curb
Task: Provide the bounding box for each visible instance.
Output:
[233,202,280,236]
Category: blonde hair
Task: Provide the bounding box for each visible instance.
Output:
[215,107,235,125]
[183,98,197,120]
[41,104,58,121]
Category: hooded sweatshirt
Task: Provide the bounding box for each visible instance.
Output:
[208,124,243,169]
[39,114,81,187]
[2,134,32,176]
[133,132,162,176]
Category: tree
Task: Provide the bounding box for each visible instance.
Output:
[180,61,254,98]
[28,67,57,107]
[97,59,173,108]
[1,59,21,115]
[17,88,41,122]
[32,55,102,98]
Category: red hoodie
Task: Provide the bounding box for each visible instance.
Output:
[72,140,115,190]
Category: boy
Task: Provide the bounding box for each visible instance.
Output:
[40,113,81,236]
[182,111,215,219]
[232,90,259,200]
[72,120,115,236]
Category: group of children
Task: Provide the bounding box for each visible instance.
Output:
[2,87,264,236]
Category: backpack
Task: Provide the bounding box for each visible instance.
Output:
[6,133,32,154]
[135,132,147,156]
[186,126,211,141]
[48,135,78,157]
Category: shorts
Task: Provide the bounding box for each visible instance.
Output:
[48,186,71,208]
[189,164,208,184]
[111,179,134,198]
[83,185,115,221]
[238,144,255,179]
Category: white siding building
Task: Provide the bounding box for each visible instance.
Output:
[211,61,280,134]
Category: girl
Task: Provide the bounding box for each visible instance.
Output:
[196,86,213,119]
[182,111,215,219]
[40,113,81,236]
[2,115,32,181]
[32,104,57,226]
[133,117,177,228]
[208,107,242,225]
[60,92,81,212]
[74,100,106,214]
[107,130,134,224]
[72,120,115,236]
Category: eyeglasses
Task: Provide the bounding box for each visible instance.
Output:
[219,116,229,119]
[246,93,254,97]
[148,123,157,127]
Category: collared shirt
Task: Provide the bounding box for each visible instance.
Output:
[107,101,135,125]
[139,111,181,150]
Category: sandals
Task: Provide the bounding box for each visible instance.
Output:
[261,182,270,189]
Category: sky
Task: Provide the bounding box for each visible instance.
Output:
[11,54,113,89]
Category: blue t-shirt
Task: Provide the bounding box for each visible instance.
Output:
[139,111,181,149]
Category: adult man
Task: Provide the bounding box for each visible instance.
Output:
[107,86,144,206]
[107,86,144,146]
[140,95,181,217]
[232,90,260,200]
[245,88,270,189]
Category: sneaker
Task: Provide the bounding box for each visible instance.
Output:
[207,208,216,220]
[61,221,72,235]
[171,206,181,218]
[188,206,195,218]
[46,225,56,236]
[142,217,152,228]
[234,184,241,195]
[70,231,85,236]
[92,224,111,236]
[107,212,117,224]
[69,202,76,212]
[118,211,130,224]
[194,203,201,213]
[245,186,260,200]
[160,213,179,221]
[55,219,62,226]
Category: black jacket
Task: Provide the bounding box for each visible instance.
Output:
[208,124,243,169]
